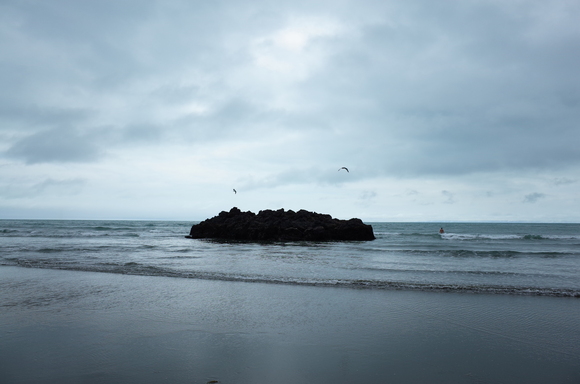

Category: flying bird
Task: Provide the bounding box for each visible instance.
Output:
[233,189,237,194]
[338,167,349,172]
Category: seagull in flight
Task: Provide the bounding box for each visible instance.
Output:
[233,189,237,194]
[338,167,349,172]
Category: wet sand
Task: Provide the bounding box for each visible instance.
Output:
[1,266,579,383]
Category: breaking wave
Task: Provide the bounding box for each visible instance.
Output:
[1,258,578,298]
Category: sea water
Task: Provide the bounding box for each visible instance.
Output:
[1,220,579,297]
[1,219,580,383]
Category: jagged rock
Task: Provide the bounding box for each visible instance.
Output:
[186,207,376,241]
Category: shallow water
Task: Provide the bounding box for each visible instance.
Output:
[1,267,579,384]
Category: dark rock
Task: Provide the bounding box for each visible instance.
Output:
[186,207,375,241]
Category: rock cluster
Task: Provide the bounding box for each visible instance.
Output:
[186,207,375,241]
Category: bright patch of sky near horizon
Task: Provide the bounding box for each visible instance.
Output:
[1,0,579,221]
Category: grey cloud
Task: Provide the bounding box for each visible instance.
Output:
[172,99,261,142]
[2,0,580,179]
[523,192,546,203]
[300,1,580,177]
[4,127,101,164]
[0,178,86,199]
[30,178,86,197]
[150,85,201,104]
[0,0,578,221]
[175,98,328,144]
[120,124,165,144]
[237,166,364,190]
[0,103,91,130]
[359,190,377,200]
[442,190,455,204]
[553,178,577,186]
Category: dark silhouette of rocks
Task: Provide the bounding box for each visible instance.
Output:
[186,207,376,241]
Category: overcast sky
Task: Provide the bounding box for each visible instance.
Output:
[1,0,579,222]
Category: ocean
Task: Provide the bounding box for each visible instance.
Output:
[1,220,579,297]
[1,218,580,383]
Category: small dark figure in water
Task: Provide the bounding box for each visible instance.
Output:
[439,228,444,234]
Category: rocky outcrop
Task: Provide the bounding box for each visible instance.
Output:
[186,207,375,241]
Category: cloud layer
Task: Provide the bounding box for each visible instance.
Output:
[1,0,579,221]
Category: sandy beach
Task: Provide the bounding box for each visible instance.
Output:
[1,266,579,384]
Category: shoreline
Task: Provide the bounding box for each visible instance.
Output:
[1,266,579,383]
[3,264,578,298]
